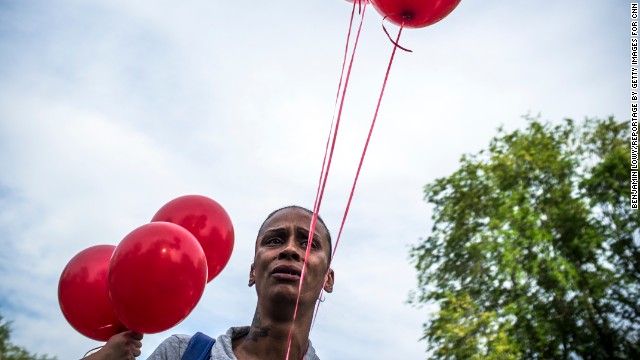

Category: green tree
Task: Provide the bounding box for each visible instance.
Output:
[410,116,639,359]
[0,313,57,360]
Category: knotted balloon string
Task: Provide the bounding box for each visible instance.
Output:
[311,20,407,329]
[286,2,368,360]
[383,17,412,52]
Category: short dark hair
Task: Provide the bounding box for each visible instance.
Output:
[257,205,332,264]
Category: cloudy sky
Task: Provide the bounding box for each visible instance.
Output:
[0,1,628,359]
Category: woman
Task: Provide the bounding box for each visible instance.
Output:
[86,206,335,360]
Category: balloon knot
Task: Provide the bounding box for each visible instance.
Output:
[382,17,412,53]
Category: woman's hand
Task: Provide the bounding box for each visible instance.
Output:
[84,331,143,360]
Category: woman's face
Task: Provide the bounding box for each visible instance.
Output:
[250,207,334,306]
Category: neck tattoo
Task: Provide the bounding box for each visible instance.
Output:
[248,312,270,341]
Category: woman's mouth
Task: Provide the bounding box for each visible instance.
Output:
[271,265,302,281]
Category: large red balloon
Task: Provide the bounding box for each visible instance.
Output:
[58,245,126,341]
[108,222,207,334]
[370,0,461,28]
[151,195,234,283]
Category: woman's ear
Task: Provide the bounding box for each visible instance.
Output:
[248,263,255,287]
[323,268,334,293]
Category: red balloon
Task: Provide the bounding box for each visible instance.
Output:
[108,222,207,334]
[151,195,234,283]
[370,0,461,28]
[58,245,126,341]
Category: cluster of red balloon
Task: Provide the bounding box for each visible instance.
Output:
[58,195,234,341]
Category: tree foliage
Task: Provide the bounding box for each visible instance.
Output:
[0,313,57,360]
[410,116,639,359]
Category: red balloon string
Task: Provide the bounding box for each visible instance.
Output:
[286,3,369,360]
[82,346,104,358]
[314,0,359,210]
[311,20,407,329]
[382,17,412,52]
[333,21,407,260]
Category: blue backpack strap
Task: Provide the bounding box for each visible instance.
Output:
[182,332,215,360]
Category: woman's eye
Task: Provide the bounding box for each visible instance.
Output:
[266,238,283,245]
[301,241,319,249]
